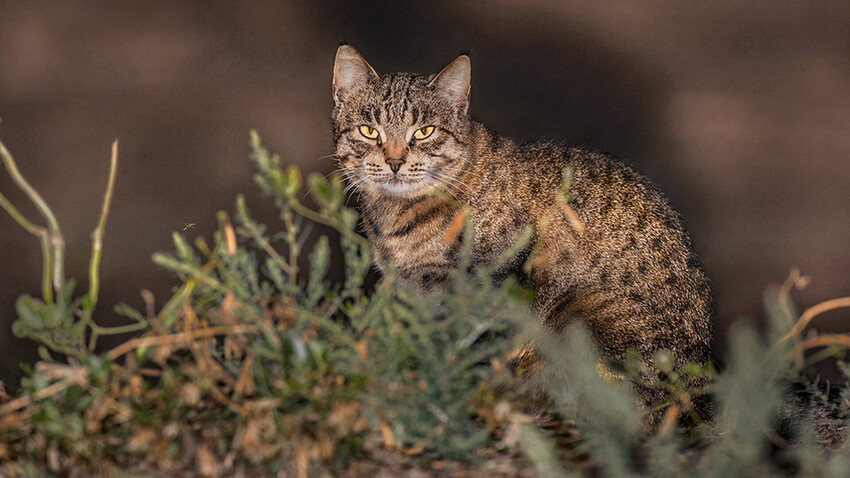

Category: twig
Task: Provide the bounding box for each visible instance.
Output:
[105,324,259,361]
[786,296,850,369]
[0,191,45,238]
[87,140,119,310]
[777,269,811,368]
[0,367,89,416]
[282,209,299,284]
[0,125,66,297]
[783,297,850,342]
[800,334,850,350]
[289,199,369,249]
[0,324,259,416]
[779,268,809,327]
[233,201,296,277]
[765,292,850,369]
[0,125,59,303]
[0,191,54,302]
[155,253,221,329]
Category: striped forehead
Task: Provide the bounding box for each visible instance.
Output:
[373,74,429,126]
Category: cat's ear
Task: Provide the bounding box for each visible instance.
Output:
[431,55,471,113]
[333,45,379,103]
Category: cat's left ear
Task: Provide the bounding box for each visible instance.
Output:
[431,55,471,113]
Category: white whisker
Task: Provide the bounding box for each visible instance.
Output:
[427,172,464,202]
[430,171,473,199]
[432,171,473,192]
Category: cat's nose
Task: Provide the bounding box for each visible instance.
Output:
[385,157,405,174]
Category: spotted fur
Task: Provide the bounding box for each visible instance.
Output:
[331,45,713,409]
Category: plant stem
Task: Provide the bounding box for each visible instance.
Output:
[282,209,299,284]
[0,131,66,297]
[288,199,369,249]
[87,140,119,312]
[88,320,149,352]
[0,190,43,237]
[0,191,54,302]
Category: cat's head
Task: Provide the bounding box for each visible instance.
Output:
[331,45,472,199]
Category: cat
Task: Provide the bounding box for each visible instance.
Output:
[330,44,713,411]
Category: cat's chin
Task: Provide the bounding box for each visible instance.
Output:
[371,178,434,199]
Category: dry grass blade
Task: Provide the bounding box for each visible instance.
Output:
[223,214,237,256]
[561,202,586,233]
[784,297,850,341]
[801,333,850,350]
[443,209,466,244]
[658,404,680,438]
[105,324,258,361]
[234,352,256,397]
[379,417,396,449]
[777,295,850,369]
[196,443,219,477]
[0,367,90,415]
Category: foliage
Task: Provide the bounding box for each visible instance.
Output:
[1,129,850,477]
[0,136,147,362]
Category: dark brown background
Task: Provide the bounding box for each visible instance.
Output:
[1,1,849,387]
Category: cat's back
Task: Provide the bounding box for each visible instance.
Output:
[479,139,681,232]
[474,138,712,357]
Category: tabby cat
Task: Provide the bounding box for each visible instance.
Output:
[330,45,713,408]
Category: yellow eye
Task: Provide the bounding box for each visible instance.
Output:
[413,126,435,140]
[359,125,379,139]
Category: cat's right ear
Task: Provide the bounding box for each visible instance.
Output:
[431,54,471,114]
[333,45,379,103]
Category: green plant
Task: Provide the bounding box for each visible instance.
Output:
[0,129,535,476]
[2,126,850,477]
[0,127,147,362]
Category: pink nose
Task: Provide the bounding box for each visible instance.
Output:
[386,157,405,174]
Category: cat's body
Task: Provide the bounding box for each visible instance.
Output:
[331,45,713,406]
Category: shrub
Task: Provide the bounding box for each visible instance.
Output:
[1,128,850,477]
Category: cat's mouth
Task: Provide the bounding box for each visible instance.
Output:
[371,175,435,197]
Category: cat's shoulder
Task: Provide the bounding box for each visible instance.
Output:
[510,142,663,199]
[509,141,619,173]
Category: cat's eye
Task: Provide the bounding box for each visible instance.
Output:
[413,126,435,140]
[359,125,379,140]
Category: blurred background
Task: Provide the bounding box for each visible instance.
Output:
[1,1,849,387]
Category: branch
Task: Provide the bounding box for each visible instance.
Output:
[288,199,369,249]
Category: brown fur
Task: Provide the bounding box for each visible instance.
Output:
[331,45,713,409]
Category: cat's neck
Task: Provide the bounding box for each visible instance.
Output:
[456,120,513,194]
[446,120,490,200]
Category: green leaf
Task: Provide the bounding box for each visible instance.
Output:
[504,278,534,304]
[114,302,147,323]
[172,232,197,265]
[268,168,288,197]
[14,294,43,330]
[653,349,675,374]
[285,165,302,196]
[307,236,330,304]
[37,345,53,362]
[309,172,331,207]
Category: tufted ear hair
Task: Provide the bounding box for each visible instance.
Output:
[333,45,379,103]
[430,54,471,113]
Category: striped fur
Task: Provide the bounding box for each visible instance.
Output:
[331,46,713,409]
